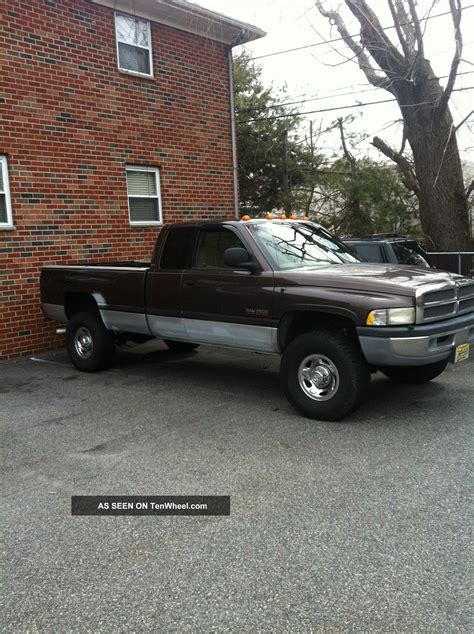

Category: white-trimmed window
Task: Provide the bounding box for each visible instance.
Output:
[126,166,162,226]
[0,156,13,229]
[115,12,153,77]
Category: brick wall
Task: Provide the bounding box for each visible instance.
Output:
[0,0,235,359]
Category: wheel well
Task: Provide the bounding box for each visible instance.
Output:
[64,293,99,319]
[279,311,356,351]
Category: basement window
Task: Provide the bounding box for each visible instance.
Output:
[115,12,153,78]
[0,156,13,229]
[126,166,162,226]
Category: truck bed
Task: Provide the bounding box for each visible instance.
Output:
[41,263,151,333]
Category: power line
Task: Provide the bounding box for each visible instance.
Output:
[240,70,474,113]
[241,86,474,123]
[251,4,474,60]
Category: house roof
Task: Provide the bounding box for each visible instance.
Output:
[91,0,266,46]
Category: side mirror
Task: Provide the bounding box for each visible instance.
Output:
[224,247,260,273]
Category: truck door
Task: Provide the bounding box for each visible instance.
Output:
[145,226,195,340]
[181,225,276,352]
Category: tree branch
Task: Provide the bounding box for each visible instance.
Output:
[315,1,394,91]
[393,0,416,54]
[406,0,424,58]
[399,122,408,155]
[372,136,419,195]
[455,109,473,133]
[345,0,407,74]
[338,117,357,175]
[466,180,474,199]
[438,0,463,118]
[387,0,411,60]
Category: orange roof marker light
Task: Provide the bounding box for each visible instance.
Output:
[290,214,298,220]
[301,215,309,220]
[266,213,274,220]
[241,215,250,221]
[279,214,286,220]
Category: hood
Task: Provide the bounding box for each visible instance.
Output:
[280,263,463,296]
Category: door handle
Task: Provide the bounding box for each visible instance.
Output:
[183,280,195,287]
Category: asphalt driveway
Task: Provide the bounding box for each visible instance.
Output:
[1,342,472,632]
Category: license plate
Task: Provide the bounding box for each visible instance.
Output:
[454,343,470,363]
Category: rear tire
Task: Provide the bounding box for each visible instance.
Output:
[281,330,370,421]
[163,339,200,353]
[381,359,448,384]
[66,311,115,372]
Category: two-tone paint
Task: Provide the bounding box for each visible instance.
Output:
[40,220,474,364]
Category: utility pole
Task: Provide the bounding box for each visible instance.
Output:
[306,120,315,214]
[283,128,290,213]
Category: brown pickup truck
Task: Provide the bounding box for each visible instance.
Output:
[41,220,474,421]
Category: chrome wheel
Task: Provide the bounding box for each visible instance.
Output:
[74,327,93,360]
[298,354,339,401]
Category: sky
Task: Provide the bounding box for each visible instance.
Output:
[198,0,474,166]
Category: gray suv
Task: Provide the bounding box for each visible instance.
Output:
[344,234,431,267]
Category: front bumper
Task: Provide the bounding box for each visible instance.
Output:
[357,312,474,367]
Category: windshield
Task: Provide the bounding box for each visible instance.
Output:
[249,222,361,270]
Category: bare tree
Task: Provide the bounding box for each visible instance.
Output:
[316,0,471,250]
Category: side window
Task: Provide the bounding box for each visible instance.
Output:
[194,229,245,269]
[392,242,430,267]
[115,13,153,77]
[353,244,385,263]
[160,227,195,270]
[0,156,13,229]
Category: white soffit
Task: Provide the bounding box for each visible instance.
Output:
[90,0,266,46]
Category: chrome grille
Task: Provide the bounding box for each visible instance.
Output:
[459,284,474,299]
[423,288,456,303]
[418,280,474,323]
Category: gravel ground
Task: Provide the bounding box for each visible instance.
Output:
[1,341,472,632]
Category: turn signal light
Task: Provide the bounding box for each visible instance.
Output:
[366,307,415,326]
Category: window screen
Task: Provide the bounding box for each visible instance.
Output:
[126,167,162,224]
[115,13,152,76]
[160,227,195,269]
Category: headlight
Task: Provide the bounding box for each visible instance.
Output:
[366,307,415,326]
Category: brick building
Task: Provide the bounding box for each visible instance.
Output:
[0,0,264,359]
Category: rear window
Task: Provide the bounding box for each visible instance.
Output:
[351,244,386,263]
[392,241,430,267]
[160,227,195,269]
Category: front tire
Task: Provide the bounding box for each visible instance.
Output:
[66,311,115,372]
[163,339,200,353]
[381,359,448,384]
[281,330,370,421]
